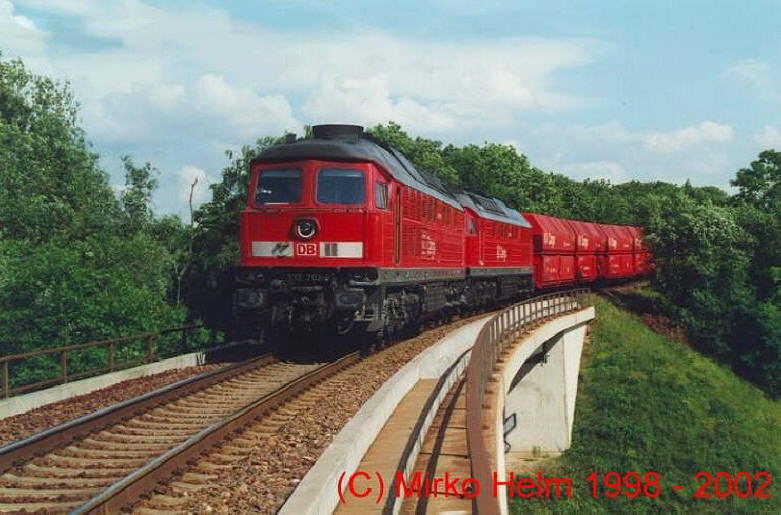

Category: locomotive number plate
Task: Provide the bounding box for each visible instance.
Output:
[295,243,318,256]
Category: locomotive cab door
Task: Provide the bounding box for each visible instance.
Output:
[393,186,401,264]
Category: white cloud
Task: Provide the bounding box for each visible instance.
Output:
[724,58,771,88]
[0,0,47,54]
[302,72,459,132]
[191,74,297,138]
[528,120,738,186]
[640,121,734,153]
[5,0,598,135]
[754,125,781,149]
[0,0,604,217]
[723,58,780,104]
[547,120,734,153]
[553,161,628,182]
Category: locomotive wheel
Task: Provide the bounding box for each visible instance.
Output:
[335,316,355,336]
[326,319,369,359]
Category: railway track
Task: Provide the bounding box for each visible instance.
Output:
[0,352,356,513]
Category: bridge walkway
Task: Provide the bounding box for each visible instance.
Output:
[333,291,592,515]
[334,379,440,514]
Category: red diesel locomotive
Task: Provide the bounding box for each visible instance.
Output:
[234,125,650,341]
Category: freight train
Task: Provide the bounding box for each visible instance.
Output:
[234,125,651,345]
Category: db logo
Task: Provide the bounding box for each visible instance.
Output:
[296,243,318,256]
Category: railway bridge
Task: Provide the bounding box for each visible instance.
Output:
[283,289,594,514]
[0,290,593,513]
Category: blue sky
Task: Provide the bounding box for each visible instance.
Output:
[2,0,779,218]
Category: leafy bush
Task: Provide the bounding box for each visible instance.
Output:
[0,53,190,386]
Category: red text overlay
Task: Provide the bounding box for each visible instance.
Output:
[336,471,773,504]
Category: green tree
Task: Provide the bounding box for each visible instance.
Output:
[120,155,158,233]
[643,193,755,358]
[0,53,188,375]
[731,150,781,212]
[0,55,117,242]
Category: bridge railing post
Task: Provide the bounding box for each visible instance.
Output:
[2,361,8,399]
[60,351,68,384]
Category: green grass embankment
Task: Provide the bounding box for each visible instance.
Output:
[513,296,780,514]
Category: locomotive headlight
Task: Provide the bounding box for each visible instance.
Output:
[294,218,317,240]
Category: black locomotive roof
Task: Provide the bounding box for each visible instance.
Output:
[455,191,531,228]
[253,124,530,227]
[252,125,464,210]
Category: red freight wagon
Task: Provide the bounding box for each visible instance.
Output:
[597,224,622,278]
[597,224,636,278]
[566,219,606,282]
[457,192,533,303]
[618,225,638,276]
[523,213,576,288]
[619,253,635,276]
[635,251,652,274]
[626,226,653,274]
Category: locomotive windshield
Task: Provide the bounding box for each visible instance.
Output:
[255,169,301,204]
[317,168,365,205]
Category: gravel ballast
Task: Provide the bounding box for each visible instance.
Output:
[136,315,488,514]
[0,363,225,447]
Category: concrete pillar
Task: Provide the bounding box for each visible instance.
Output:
[499,309,593,455]
[562,325,587,443]
[504,332,569,452]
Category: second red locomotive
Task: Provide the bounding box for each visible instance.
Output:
[234,125,650,342]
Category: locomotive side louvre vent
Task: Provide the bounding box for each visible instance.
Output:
[403,226,419,256]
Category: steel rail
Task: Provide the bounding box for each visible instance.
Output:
[75,351,361,514]
[0,353,277,474]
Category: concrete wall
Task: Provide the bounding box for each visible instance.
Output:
[0,342,249,419]
[562,324,588,439]
[500,307,594,453]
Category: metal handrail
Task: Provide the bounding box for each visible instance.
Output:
[0,324,212,399]
[464,289,588,514]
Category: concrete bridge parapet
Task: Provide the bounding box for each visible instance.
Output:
[479,305,594,515]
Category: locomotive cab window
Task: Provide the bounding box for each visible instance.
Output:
[255,169,301,204]
[317,168,365,205]
[375,182,389,209]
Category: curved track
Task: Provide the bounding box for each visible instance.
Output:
[0,354,334,513]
